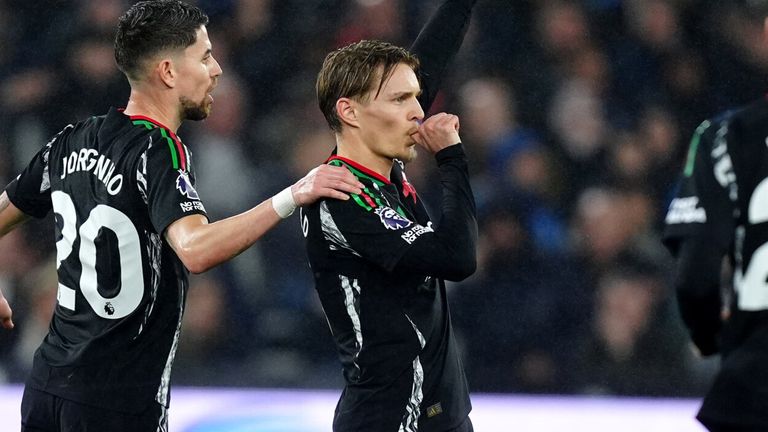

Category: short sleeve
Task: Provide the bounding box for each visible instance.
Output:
[663,120,734,254]
[322,195,431,272]
[144,136,207,234]
[5,131,63,218]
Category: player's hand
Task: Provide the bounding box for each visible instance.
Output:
[411,112,461,155]
[291,164,364,206]
[0,295,13,329]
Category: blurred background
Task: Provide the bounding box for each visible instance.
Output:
[2,0,766,401]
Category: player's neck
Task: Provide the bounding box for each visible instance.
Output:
[335,134,393,180]
[122,90,181,133]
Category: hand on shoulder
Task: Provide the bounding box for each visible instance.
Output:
[292,164,364,206]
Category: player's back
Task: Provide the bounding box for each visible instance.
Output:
[45,110,157,355]
[16,108,199,412]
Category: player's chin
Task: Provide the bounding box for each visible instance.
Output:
[186,110,210,122]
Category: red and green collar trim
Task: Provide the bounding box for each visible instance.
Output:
[326,155,390,185]
[327,156,393,212]
[129,114,187,171]
[325,156,407,217]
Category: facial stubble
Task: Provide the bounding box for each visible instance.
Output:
[180,95,211,121]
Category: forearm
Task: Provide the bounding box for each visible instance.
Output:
[412,0,475,112]
[0,191,29,237]
[395,144,477,280]
[168,199,282,273]
[167,163,361,273]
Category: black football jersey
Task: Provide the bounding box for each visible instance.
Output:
[301,152,473,432]
[298,0,477,429]
[663,97,768,426]
[6,107,207,413]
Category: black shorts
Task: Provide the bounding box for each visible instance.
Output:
[20,386,167,432]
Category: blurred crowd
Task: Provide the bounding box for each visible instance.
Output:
[2,0,766,397]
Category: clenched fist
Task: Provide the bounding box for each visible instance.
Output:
[411,112,461,155]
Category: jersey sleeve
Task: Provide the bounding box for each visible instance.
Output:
[323,193,418,272]
[393,144,477,281]
[144,136,207,235]
[323,145,477,280]
[411,0,475,112]
[4,129,66,218]
[663,119,735,255]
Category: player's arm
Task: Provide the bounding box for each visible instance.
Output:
[0,191,29,238]
[394,113,477,281]
[317,115,475,281]
[411,0,476,112]
[0,140,53,330]
[166,165,363,274]
[670,235,725,356]
[0,191,30,329]
[0,129,64,330]
[0,295,12,329]
[663,118,735,356]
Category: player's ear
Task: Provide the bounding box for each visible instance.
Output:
[156,57,177,89]
[336,98,359,129]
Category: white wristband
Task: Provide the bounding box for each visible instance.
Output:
[272,186,297,219]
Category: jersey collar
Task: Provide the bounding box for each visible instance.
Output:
[127,114,179,138]
[326,155,392,185]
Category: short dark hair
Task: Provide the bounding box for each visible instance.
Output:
[316,40,420,133]
[115,0,209,81]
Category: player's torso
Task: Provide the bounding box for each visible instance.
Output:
[303,158,471,430]
[711,101,768,348]
[304,162,451,380]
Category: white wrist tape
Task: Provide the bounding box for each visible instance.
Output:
[272,186,297,219]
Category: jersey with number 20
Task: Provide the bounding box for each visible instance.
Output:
[5,107,207,413]
[664,98,768,426]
